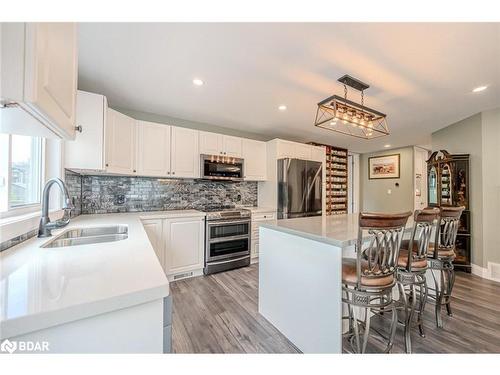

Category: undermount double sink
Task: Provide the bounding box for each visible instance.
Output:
[42,225,129,248]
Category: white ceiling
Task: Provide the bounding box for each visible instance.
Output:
[78,23,500,153]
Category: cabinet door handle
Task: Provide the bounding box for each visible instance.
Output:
[167,171,170,175]
[105,163,109,167]
[172,171,175,175]
[133,169,136,173]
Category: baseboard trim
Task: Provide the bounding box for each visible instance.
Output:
[471,263,500,283]
[471,264,486,278]
[486,262,500,282]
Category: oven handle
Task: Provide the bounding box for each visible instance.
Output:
[208,234,250,243]
[207,255,250,266]
[207,219,251,226]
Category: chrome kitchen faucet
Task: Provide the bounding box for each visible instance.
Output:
[38,178,74,238]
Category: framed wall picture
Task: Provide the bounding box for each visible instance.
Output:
[368,154,400,179]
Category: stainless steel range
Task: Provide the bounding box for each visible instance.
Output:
[203,206,251,275]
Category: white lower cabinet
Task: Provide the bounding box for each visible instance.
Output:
[251,210,277,262]
[142,219,165,272]
[142,216,205,281]
[163,217,205,280]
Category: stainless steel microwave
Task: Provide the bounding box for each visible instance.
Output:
[201,154,244,181]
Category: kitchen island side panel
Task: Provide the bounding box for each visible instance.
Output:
[258,226,342,353]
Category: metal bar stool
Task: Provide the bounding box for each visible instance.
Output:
[427,206,465,328]
[397,207,440,353]
[342,211,412,353]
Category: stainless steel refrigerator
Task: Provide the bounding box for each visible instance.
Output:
[277,158,323,219]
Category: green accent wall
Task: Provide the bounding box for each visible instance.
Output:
[360,146,415,213]
[432,113,484,267]
[432,108,500,270]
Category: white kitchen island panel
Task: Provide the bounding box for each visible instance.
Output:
[258,226,342,353]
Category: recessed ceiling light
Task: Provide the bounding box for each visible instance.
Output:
[193,78,204,86]
[384,144,391,148]
[278,105,287,111]
[472,85,487,93]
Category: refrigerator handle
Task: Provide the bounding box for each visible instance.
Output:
[305,161,322,214]
[278,158,290,219]
[302,161,309,213]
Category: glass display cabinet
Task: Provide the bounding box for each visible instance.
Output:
[427,150,471,272]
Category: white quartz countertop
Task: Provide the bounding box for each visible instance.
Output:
[247,206,276,213]
[236,206,276,213]
[0,210,205,339]
[262,214,414,248]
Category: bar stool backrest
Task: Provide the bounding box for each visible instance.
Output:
[357,211,412,288]
[406,208,441,270]
[432,206,465,259]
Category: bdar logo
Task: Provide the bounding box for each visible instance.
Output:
[1,339,17,354]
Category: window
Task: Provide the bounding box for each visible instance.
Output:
[0,134,44,216]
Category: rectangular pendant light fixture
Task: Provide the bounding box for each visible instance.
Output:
[314,75,389,139]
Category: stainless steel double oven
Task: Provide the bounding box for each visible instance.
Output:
[204,209,251,275]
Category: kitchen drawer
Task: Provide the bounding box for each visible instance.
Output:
[252,212,276,221]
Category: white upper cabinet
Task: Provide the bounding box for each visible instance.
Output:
[311,145,326,163]
[199,131,223,155]
[171,127,199,178]
[66,103,199,179]
[65,90,107,171]
[276,139,318,161]
[222,135,242,157]
[242,138,267,181]
[276,140,296,158]
[199,132,242,157]
[1,23,78,140]
[136,121,171,177]
[294,142,312,160]
[106,108,137,175]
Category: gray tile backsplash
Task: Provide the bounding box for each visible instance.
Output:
[0,229,38,252]
[65,170,82,217]
[65,170,258,215]
[0,172,257,251]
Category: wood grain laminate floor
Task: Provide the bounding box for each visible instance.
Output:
[170,264,500,353]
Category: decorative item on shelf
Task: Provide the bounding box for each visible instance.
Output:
[427,149,471,273]
[368,153,400,179]
[308,142,349,215]
[314,74,389,139]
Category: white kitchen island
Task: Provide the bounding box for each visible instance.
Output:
[258,214,413,354]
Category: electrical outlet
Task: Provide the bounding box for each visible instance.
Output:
[115,194,126,205]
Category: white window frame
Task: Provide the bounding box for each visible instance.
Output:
[0,135,46,220]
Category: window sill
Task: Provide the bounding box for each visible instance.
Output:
[0,208,63,243]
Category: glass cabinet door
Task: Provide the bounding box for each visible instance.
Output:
[453,160,469,208]
[428,166,438,205]
[440,163,452,205]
